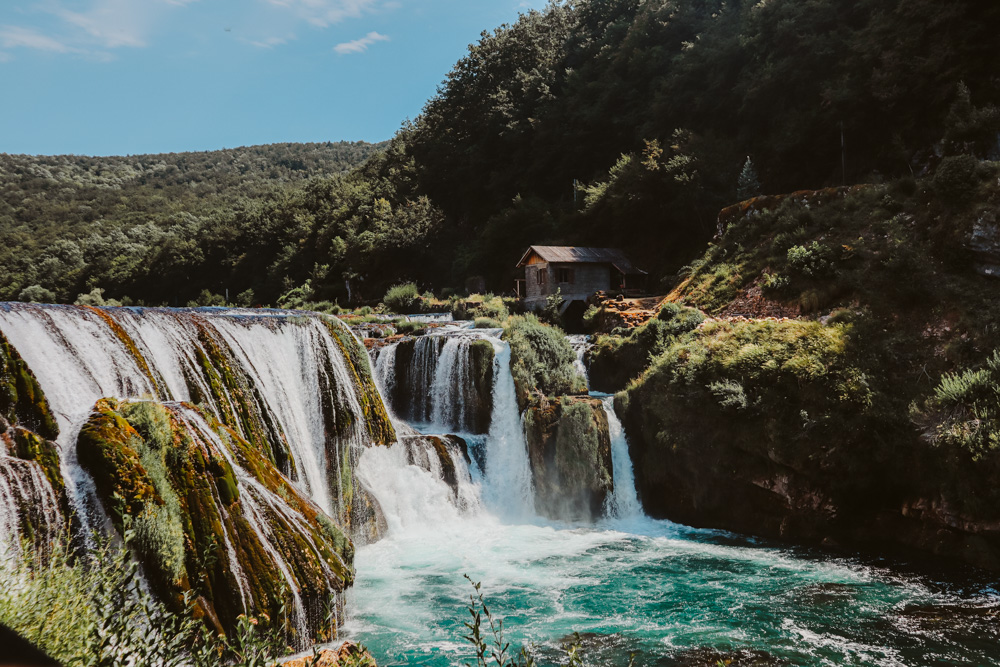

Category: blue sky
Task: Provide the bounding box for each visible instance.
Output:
[0,0,549,156]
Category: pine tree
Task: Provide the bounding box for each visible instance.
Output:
[737,157,762,200]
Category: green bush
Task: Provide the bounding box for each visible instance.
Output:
[187,289,226,308]
[933,154,980,206]
[0,531,287,667]
[235,288,255,307]
[582,305,601,332]
[587,304,704,393]
[504,314,585,409]
[394,321,427,336]
[120,402,186,583]
[382,283,421,314]
[75,287,122,307]
[475,317,501,329]
[786,241,834,279]
[917,350,1000,460]
[17,285,56,303]
[470,295,509,322]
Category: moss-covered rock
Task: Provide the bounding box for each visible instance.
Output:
[467,339,496,434]
[0,330,58,441]
[586,303,705,393]
[504,315,586,412]
[321,316,396,447]
[616,316,1000,570]
[400,433,471,500]
[525,396,612,521]
[78,399,356,647]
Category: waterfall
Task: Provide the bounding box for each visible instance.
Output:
[0,304,386,543]
[480,340,534,520]
[373,330,494,435]
[567,335,591,389]
[364,329,535,527]
[600,396,642,519]
[0,456,63,560]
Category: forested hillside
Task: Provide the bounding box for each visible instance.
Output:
[3,0,999,307]
[0,142,383,305]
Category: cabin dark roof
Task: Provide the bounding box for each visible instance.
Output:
[516,246,647,275]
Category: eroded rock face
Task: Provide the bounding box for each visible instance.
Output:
[78,399,355,647]
[524,396,612,521]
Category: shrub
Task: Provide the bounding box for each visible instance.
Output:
[187,289,226,308]
[786,241,834,278]
[0,530,286,667]
[277,281,316,310]
[586,304,705,393]
[917,350,1000,460]
[120,402,186,583]
[504,314,585,409]
[470,295,509,322]
[17,285,56,303]
[394,321,426,336]
[235,288,255,307]
[75,287,122,307]
[475,317,501,329]
[933,154,980,206]
[582,305,601,332]
[382,283,421,314]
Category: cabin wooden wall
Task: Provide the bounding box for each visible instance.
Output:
[524,262,611,308]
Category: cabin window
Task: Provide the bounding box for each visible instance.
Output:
[536,268,547,286]
[556,268,574,284]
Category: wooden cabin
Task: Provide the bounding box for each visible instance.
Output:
[515,246,647,312]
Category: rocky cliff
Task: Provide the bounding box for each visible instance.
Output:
[609,165,1000,571]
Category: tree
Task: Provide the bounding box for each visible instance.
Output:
[737,157,762,201]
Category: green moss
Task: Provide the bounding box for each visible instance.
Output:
[192,325,295,475]
[77,401,158,525]
[0,330,59,440]
[11,427,64,497]
[77,398,356,644]
[321,316,396,446]
[468,339,496,433]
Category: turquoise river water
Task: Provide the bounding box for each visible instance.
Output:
[345,335,1000,666]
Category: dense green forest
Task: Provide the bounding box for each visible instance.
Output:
[3,0,999,306]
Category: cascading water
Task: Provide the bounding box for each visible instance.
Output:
[567,334,591,388]
[2,303,995,665]
[347,327,1000,667]
[479,339,534,519]
[0,305,382,528]
[0,304,389,645]
[372,328,495,435]
[0,456,63,559]
[599,396,641,520]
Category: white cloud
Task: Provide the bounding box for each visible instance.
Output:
[0,0,201,58]
[265,0,379,29]
[0,25,71,52]
[52,0,179,49]
[333,30,388,54]
[250,34,296,49]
